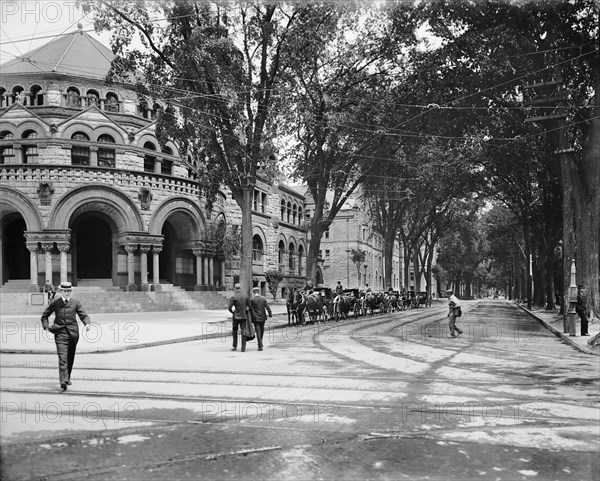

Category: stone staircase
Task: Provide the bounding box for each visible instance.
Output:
[0,279,229,315]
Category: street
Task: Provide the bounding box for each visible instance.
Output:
[1,299,599,481]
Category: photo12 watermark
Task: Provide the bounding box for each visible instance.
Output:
[1,1,94,25]
[2,401,140,424]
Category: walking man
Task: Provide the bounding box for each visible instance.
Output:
[250,287,272,351]
[446,289,463,338]
[40,282,91,391]
[576,284,589,336]
[228,283,252,352]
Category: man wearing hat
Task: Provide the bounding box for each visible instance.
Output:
[445,289,463,338]
[40,281,91,391]
[576,284,589,336]
[228,283,252,352]
[250,286,272,351]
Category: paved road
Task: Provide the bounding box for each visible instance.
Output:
[1,300,599,480]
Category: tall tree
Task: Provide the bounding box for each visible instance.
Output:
[80,0,312,293]
[279,4,419,283]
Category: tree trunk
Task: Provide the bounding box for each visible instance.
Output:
[238,186,254,295]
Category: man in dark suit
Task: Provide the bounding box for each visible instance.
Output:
[250,287,272,351]
[40,281,91,391]
[228,283,252,352]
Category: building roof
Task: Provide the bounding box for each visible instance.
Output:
[1,25,114,79]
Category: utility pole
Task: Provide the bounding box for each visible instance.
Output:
[523,51,570,315]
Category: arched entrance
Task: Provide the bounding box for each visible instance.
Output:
[72,215,113,279]
[2,215,29,281]
[316,267,324,286]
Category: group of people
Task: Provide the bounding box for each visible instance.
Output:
[228,284,272,352]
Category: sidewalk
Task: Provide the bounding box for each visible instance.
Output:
[518,303,600,356]
[0,302,292,354]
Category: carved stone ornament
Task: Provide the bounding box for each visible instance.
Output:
[37,182,54,205]
[138,187,153,210]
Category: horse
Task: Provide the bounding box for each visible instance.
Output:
[305,291,328,323]
[333,294,352,321]
[286,289,305,326]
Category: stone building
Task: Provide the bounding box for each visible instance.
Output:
[0,25,307,307]
[297,188,404,292]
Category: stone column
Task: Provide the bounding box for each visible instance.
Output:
[139,246,151,291]
[57,244,70,283]
[26,243,39,291]
[13,145,23,164]
[203,257,209,285]
[41,243,54,285]
[90,146,98,167]
[152,246,162,291]
[125,245,138,291]
[220,261,226,289]
[193,248,203,290]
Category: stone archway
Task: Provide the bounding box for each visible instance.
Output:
[1,214,28,281]
[71,214,114,279]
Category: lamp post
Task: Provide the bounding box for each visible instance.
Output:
[567,259,577,336]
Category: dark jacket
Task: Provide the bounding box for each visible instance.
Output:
[250,295,272,323]
[228,291,251,320]
[41,297,90,336]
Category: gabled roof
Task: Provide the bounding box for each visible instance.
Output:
[1,25,114,79]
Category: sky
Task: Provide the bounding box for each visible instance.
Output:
[0,1,110,65]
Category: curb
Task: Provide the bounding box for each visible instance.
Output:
[517,304,599,356]
[0,316,294,355]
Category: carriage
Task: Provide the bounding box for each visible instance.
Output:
[333,288,362,320]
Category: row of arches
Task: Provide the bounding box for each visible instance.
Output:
[280,198,304,226]
[1,84,168,120]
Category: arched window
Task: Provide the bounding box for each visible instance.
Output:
[66,87,80,107]
[278,240,286,265]
[252,235,264,262]
[0,131,14,164]
[86,89,99,107]
[97,134,115,167]
[144,141,156,172]
[71,132,90,165]
[12,86,24,105]
[30,85,43,106]
[289,243,296,271]
[151,102,162,120]
[105,93,119,112]
[22,130,38,163]
[298,245,304,276]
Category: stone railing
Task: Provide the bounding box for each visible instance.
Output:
[0,165,199,197]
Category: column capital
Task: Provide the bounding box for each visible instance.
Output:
[57,243,71,253]
[26,242,39,252]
